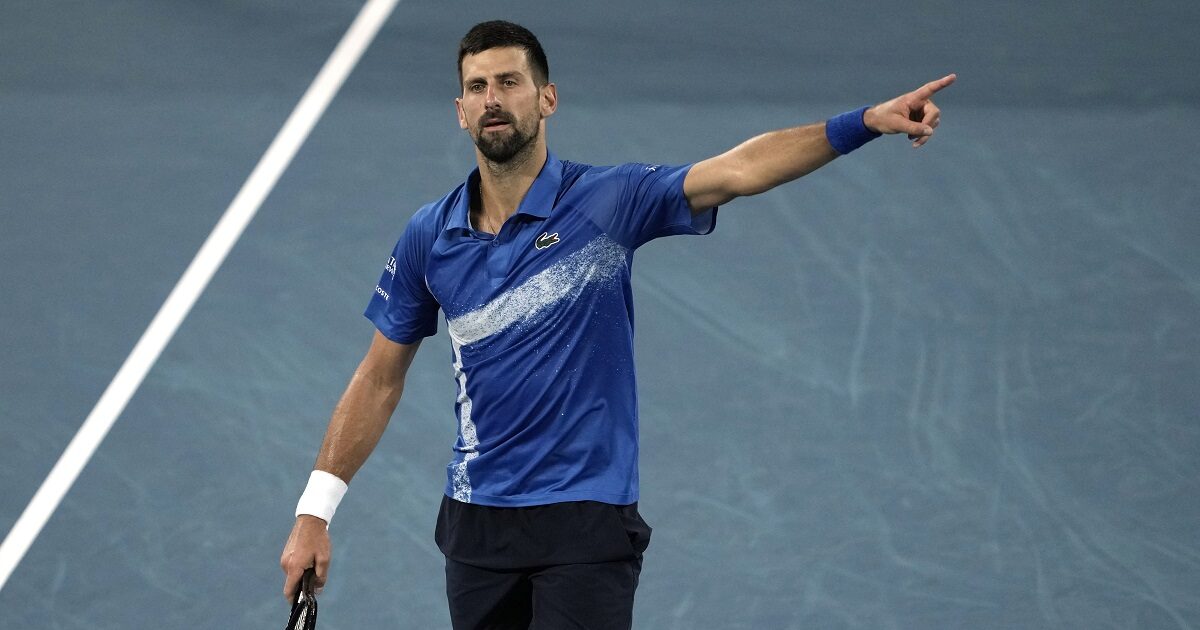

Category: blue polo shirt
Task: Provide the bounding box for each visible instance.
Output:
[364,152,716,507]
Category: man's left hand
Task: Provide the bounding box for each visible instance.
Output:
[864,74,956,148]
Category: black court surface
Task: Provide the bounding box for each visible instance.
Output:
[3,1,1199,628]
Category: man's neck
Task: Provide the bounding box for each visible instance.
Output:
[472,143,547,235]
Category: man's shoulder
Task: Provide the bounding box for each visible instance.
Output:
[559,158,596,184]
[558,159,645,192]
[405,181,468,235]
[561,158,642,175]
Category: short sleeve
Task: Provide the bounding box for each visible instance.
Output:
[613,163,718,249]
[363,212,440,344]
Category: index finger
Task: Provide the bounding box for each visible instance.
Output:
[283,566,305,601]
[913,73,957,100]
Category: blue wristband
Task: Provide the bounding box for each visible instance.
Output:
[825,106,881,155]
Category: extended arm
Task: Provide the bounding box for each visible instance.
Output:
[684,74,956,211]
[279,331,421,600]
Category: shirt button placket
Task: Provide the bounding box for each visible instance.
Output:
[486,236,505,281]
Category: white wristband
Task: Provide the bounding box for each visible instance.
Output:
[295,470,348,524]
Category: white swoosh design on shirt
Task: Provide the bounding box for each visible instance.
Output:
[450,338,478,502]
[446,235,627,346]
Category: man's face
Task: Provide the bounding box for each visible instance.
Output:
[456,47,555,164]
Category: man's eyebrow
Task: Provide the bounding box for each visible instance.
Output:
[463,70,526,85]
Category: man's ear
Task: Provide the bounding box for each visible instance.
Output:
[540,83,557,118]
[455,97,468,130]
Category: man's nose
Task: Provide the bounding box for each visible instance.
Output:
[484,84,501,108]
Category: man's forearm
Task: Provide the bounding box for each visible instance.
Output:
[720,123,839,198]
[281,334,416,599]
[313,366,405,482]
[685,122,840,209]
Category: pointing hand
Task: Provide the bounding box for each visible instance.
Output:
[864,74,956,148]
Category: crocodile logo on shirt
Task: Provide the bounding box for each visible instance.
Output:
[534,232,561,250]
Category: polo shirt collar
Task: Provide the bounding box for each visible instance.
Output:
[445,151,563,233]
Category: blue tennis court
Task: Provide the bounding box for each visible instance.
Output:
[2,1,1198,627]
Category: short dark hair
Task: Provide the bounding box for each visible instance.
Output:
[457,20,549,88]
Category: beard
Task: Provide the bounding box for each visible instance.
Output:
[473,110,539,164]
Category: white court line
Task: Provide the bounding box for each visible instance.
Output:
[0,0,401,592]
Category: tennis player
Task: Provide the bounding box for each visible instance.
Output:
[280,20,954,629]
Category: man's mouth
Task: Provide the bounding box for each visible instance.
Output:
[481,116,511,131]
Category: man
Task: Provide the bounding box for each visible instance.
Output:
[280,19,953,630]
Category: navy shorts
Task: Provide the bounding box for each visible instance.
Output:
[436,496,652,630]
